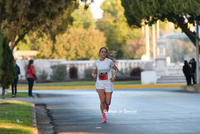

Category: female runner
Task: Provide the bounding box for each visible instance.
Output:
[92,47,118,123]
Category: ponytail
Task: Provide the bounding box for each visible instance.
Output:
[107,50,117,63]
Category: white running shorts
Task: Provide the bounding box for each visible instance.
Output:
[96,81,114,92]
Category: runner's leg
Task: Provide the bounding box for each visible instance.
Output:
[105,92,112,105]
[98,89,107,122]
[98,89,106,113]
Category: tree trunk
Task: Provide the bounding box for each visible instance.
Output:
[175,16,200,52]
[0,14,2,33]
[183,29,200,53]
[11,34,26,52]
[9,36,16,52]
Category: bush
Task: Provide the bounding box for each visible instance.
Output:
[50,64,67,81]
[38,69,48,80]
[117,69,130,77]
[84,68,93,78]
[130,67,143,77]
[69,66,78,79]
[0,32,15,88]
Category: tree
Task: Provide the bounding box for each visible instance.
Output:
[71,5,95,29]
[96,0,140,58]
[30,27,107,60]
[121,0,200,47]
[0,0,94,51]
[54,27,107,60]
[0,32,15,88]
[123,36,145,59]
[29,31,54,59]
[16,34,31,51]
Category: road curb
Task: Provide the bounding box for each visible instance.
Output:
[8,84,186,90]
[31,104,38,134]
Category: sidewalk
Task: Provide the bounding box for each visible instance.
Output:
[8,84,186,90]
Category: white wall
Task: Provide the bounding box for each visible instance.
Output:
[16,59,152,80]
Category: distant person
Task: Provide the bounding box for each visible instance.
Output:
[189,58,196,84]
[92,47,118,123]
[182,60,191,85]
[11,60,20,98]
[27,60,37,98]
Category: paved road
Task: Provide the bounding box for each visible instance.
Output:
[12,88,200,134]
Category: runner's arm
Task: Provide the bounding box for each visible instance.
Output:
[111,65,118,81]
[92,69,97,78]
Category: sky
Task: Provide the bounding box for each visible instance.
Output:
[89,0,104,19]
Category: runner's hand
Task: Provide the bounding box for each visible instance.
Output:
[110,77,115,82]
[92,74,97,78]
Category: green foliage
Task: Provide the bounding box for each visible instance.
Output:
[84,68,93,78]
[38,69,48,80]
[117,69,130,77]
[84,68,97,78]
[0,0,80,51]
[30,27,107,60]
[56,28,106,60]
[0,32,15,88]
[16,34,31,51]
[29,32,53,59]
[121,0,200,47]
[130,67,143,77]
[96,0,141,58]
[69,66,78,79]
[0,35,2,78]
[71,5,95,29]
[50,64,67,81]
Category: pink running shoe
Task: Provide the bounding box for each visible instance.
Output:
[102,117,107,123]
[105,104,109,112]
[102,113,107,123]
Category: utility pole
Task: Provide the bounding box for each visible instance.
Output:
[196,21,199,84]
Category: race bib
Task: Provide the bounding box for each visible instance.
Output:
[99,72,108,80]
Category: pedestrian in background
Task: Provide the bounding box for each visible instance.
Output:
[92,47,118,123]
[11,60,20,98]
[27,59,37,98]
[182,60,191,85]
[189,58,196,84]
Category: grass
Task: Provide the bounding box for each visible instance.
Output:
[0,100,33,134]
[5,92,28,99]
[17,80,141,87]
